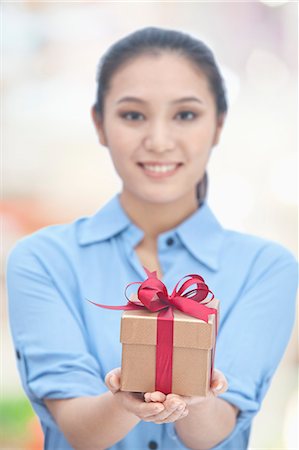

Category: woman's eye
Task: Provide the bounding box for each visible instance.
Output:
[119,110,198,122]
[176,111,198,121]
[120,111,144,121]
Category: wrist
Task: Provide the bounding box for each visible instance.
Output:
[188,394,211,406]
[185,395,217,415]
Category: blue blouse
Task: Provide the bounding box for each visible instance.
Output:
[6,193,298,450]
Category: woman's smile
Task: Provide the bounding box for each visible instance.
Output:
[137,162,183,179]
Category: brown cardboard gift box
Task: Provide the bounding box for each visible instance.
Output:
[120,298,219,397]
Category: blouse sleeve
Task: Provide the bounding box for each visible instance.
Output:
[216,244,298,413]
[166,243,298,449]
[6,239,108,405]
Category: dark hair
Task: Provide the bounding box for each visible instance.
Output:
[94,26,228,206]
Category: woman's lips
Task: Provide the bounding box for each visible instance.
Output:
[137,162,183,179]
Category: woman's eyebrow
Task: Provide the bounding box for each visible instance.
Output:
[116,96,204,105]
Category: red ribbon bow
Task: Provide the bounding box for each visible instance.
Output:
[88,267,218,395]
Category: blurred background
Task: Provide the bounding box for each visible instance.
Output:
[1,1,298,449]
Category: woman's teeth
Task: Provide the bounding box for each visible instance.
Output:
[142,164,178,173]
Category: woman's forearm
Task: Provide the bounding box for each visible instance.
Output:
[175,397,238,450]
[44,392,141,450]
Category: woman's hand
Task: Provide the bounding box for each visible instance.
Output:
[105,368,188,424]
[144,368,228,414]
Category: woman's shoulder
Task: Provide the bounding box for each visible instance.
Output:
[223,226,297,269]
[201,202,297,267]
[7,194,128,258]
[6,215,89,263]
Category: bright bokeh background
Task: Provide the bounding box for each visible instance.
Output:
[2,1,298,449]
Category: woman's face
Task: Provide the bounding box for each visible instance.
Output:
[92,52,225,205]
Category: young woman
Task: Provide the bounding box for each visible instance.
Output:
[7,27,298,450]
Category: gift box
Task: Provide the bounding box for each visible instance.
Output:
[120,295,219,397]
[88,267,219,397]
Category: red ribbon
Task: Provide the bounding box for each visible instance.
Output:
[88,267,218,395]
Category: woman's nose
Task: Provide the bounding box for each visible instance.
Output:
[143,121,175,153]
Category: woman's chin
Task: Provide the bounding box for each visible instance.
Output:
[121,181,198,206]
[131,189,195,206]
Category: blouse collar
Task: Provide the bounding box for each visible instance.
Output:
[77,193,225,271]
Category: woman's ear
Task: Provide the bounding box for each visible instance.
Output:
[91,106,108,147]
[212,113,226,147]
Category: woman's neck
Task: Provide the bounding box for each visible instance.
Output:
[119,189,199,239]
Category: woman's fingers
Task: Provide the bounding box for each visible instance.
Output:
[105,367,121,394]
[119,391,166,419]
[104,369,170,421]
[153,406,189,424]
[210,368,228,395]
[137,400,165,418]
[144,392,151,403]
[142,391,188,423]
[144,397,187,423]
[164,393,192,407]
[144,391,166,403]
[105,366,228,423]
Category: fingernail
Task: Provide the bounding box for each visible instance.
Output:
[110,376,117,388]
[177,404,184,411]
[215,383,223,391]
